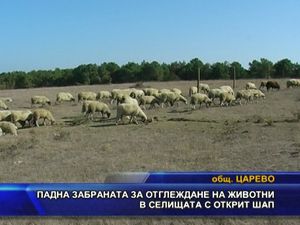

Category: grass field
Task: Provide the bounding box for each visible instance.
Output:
[0,79,300,225]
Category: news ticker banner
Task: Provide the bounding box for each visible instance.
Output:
[1,172,300,216]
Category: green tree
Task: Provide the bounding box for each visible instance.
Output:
[249,58,273,78]
[273,58,294,78]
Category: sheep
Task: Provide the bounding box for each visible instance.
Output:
[56,92,75,104]
[171,88,182,95]
[245,82,257,90]
[139,95,160,109]
[220,85,234,95]
[10,110,33,127]
[190,93,212,109]
[189,86,198,97]
[96,91,112,101]
[199,83,210,93]
[287,79,300,88]
[81,100,98,114]
[119,95,139,105]
[31,96,51,107]
[86,102,111,120]
[248,89,265,99]
[220,92,236,107]
[77,91,97,102]
[208,88,224,104]
[129,89,145,99]
[157,92,187,107]
[0,110,11,121]
[0,97,13,103]
[116,103,148,125]
[235,90,253,105]
[31,109,55,127]
[111,89,133,104]
[0,100,9,110]
[0,121,18,136]
[266,81,280,91]
[143,88,159,96]
[159,88,172,94]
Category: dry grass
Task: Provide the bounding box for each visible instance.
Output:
[0,79,300,224]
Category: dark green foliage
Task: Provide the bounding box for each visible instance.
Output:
[0,58,299,89]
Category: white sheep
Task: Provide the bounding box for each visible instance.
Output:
[157,92,187,107]
[77,91,97,102]
[189,86,198,97]
[220,92,236,106]
[129,89,145,99]
[96,91,112,100]
[287,79,300,88]
[111,89,133,104]
[208,88,224,104]
[171,88,182,95]
[143,88,159,96]
[0,97,13,103]
[0,100,9,110]
[119,95,139,105]
[248,89,265,100]
[235,90,253,105]
[31,109,55,127]
[199,83,210,93]
[220,85,234,95]
[86,102,111,120]
[31,96,51,107]
[139,95,160,109]
[116,103,148,125]
[56,92,75,104]
[81,100,98,114]
[0,110,12,121]
[190,93,212,109]
[245,82,257,90]
[0,121,18,136]
[10,110,33,127]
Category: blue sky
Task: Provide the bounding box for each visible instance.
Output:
[0,0,299,72]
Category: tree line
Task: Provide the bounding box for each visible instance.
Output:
[0,58,299,89]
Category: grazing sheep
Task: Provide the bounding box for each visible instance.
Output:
[81,100,98,114]
[111,89,133,104]
[129,89,145,99]
[245,82,257,90]
[96,91,112,101]
[31,96,51,107]
[0,97,13,103]
[143,88,159,96]
[159,88,172,94]
[77,91,97,102]
[139,96,160,109]
[220,85,234,95]
[220,92,236,106]
[10,110,33,127]
[0,100,9,110]
[56,92,75,104]
[190,93,212,109]
[199,83,210,93]
[86,102,111,120]
[249,89,265,99]
[208,88,224,104]
[171,88,182,95]
[116,103,148,125]
[31,109,55,127]
[189,86,198,97]
[235,90,253,105]
[287,79,300,88]
[0,121,18,136]
[119,95,139,105]
[0,110,12,121]
[266,81,280,91]
[158,92,187,107]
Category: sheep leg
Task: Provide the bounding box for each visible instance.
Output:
[35,119,39,127]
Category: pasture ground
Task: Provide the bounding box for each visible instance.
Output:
[0,79,300,225]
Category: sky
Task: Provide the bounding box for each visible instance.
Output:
[0,0,299,72]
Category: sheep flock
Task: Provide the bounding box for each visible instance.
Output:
[0,79,298,137]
